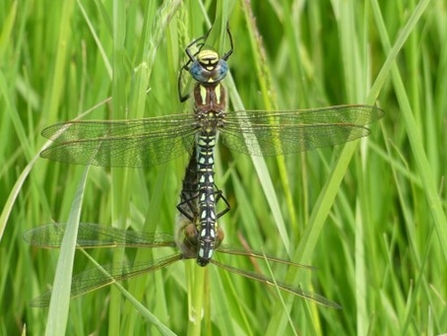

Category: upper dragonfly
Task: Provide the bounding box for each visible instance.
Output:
[40,27,384,265]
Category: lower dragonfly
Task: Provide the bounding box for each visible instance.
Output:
[24,148,341,309]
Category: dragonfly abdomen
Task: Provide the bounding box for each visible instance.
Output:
[196,130,218,266]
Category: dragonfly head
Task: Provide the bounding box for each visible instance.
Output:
[189,49,228,84]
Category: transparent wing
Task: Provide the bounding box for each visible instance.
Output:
[23,223,176,248]
[211,259,341,309]
[40,114,199,167]
[221,105,384,156]
[217,245,315,270]
[30,254,183,307]
[40,105,384,166]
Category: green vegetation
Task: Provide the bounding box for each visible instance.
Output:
[0,0,445,335]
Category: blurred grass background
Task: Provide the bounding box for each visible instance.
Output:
[1,0,446,335]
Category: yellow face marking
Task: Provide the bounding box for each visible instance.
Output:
[197,50,219,66]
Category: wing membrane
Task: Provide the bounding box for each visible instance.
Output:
[30,253,183,307]
[41,114,198,167]
[217,245,314,269]
[23,223,176,248]
[222,105,384,156]
[211,259,341,309]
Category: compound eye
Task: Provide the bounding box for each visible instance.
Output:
[189,58,228,83]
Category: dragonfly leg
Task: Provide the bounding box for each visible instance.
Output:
[177,186,230,220]
[178,24,233,102]
[221,24,233,61]
[178,29,211,102]
[215,226,225,249]
[176,189,198,221]
[213,186,231,219]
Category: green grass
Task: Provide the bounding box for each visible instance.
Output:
[1,0,446,335]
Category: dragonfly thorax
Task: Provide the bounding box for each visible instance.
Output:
[189,49,229,84]
[195,111,226,133]
[194,82,227,117]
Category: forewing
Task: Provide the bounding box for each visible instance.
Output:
[41,114,198,167]
[221,105,384,156]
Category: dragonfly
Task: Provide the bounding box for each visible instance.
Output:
[24,147,341,309]
[40,27,384,265]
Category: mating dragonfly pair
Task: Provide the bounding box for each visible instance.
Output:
[25,27,383,308]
